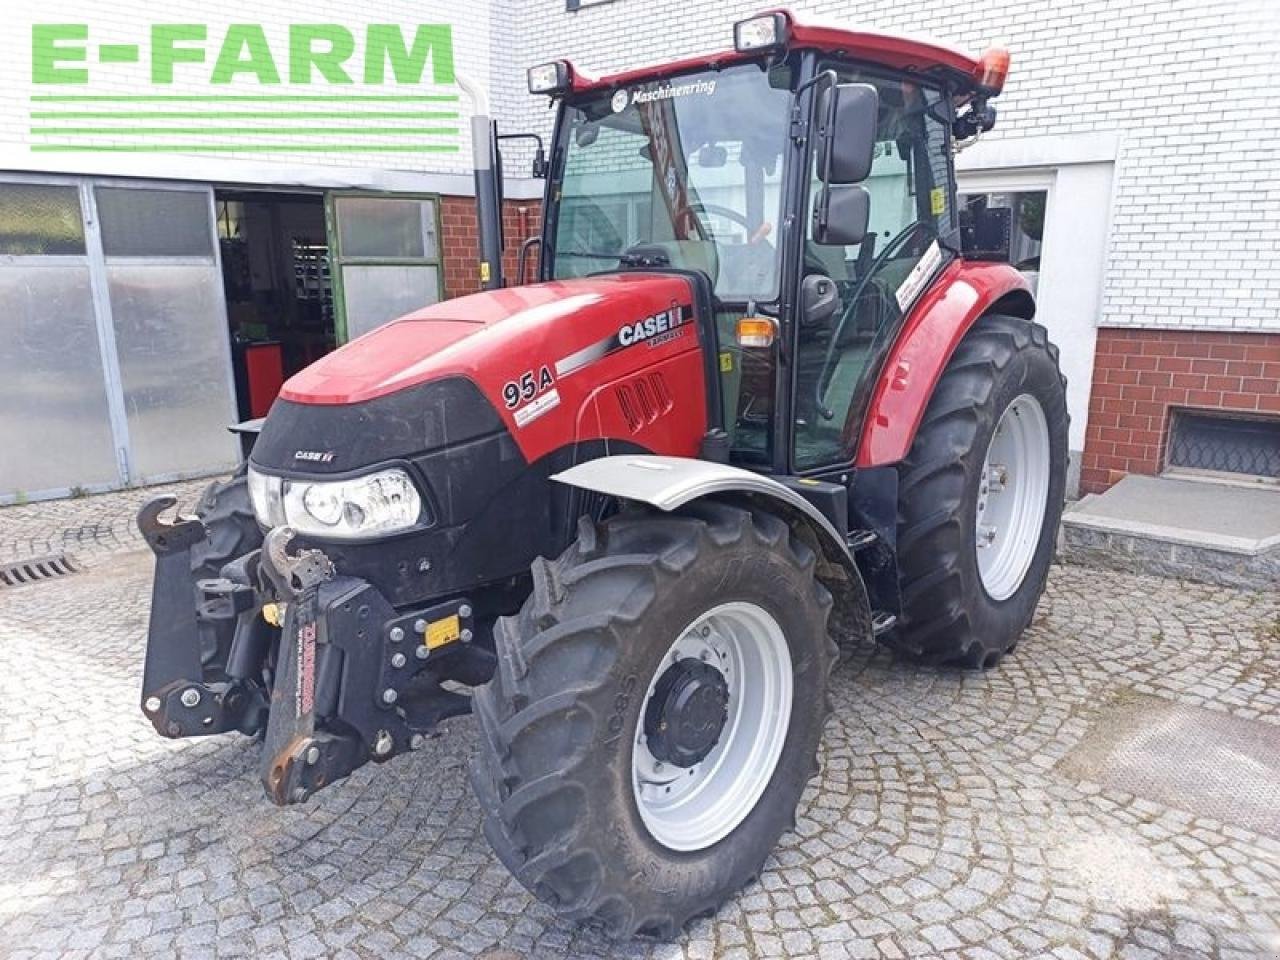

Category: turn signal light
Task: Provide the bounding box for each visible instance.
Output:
[737,316,778,348]
[974,47,1011,96]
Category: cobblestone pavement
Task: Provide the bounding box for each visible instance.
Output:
[2,484,1279,960]
[0,478,217,565]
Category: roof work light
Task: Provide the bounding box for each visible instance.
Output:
[734,13,790,53]
[528,60,574,95]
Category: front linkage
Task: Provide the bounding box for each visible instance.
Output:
[137,498,475,805]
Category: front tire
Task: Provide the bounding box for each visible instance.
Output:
[189,468,262,584]
[892,314,1068,668]
[470,502,834,937]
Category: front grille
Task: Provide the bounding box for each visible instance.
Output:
[1168,411,1280,479]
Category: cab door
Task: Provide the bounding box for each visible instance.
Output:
[792,69,956,472]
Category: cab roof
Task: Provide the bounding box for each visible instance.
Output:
[569,9,983,95]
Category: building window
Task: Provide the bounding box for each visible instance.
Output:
[959,190,1046,292]
[0,183,85,256]
[1168,411,1280,481]
[97,187,213,258]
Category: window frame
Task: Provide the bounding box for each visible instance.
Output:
[324,190,445,343]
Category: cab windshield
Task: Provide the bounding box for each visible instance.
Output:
[550,63,793,302]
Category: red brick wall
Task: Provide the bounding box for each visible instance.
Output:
[1081,329,1280,493]
[439,196,542,299]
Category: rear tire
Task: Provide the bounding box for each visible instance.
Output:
[891,314,1068,668]
[189,468,262,583]
[470,501,834,937]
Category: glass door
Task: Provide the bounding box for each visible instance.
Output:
[326,193,444,341]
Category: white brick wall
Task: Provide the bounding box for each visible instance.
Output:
[3,0,1277,332]
[499,0,1280,333]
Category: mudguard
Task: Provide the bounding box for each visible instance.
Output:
[555,455,848,557]
[552,455,873,642]
[855,260,1034,467]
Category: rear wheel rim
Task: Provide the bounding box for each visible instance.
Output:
[631,601,792,852]
[975,393,1051,601]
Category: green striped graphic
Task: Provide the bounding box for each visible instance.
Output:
[31,127,459,136]
[30,143,461,153]
[31,94,459,103]
[30,111,459,120]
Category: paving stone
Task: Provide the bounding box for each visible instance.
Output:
[2,482,1279,957]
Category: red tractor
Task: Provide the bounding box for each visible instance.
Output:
[138,10,1067,937]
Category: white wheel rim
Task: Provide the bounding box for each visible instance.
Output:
[631,601,792,852]
[975,393,1051,601]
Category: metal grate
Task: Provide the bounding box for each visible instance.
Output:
[1168,411,1280,479]
[0,553,81,588]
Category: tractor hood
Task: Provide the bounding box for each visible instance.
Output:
[280,273,694,406]
[253,270,706,474]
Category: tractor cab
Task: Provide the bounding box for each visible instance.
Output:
[527,11,1009,474]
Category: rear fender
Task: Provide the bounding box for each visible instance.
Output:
[855,261,1033,467]
[552,455,873,644]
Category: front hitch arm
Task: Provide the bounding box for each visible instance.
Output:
[138,498,209,734]
[257,527,348,805]
[137,497,268,738]
[137,497,206,675]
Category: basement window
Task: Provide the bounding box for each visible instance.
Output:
[1167,411,1280,482]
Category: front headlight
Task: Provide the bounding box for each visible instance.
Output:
[247,466,425,540]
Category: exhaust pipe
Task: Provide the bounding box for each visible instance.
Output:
[458,74,504,291]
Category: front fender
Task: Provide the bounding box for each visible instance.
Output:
[552,455,872,643]
[855,261,1033,467]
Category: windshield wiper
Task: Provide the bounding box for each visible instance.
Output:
[557,249,622,260]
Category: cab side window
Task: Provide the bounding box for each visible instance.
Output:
[793,72,953,470]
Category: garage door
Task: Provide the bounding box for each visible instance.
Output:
[0,176,238,502]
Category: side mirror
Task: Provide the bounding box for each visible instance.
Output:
[816,83,879,184]
[812,185,869,246]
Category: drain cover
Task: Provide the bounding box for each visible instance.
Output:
[1059,694,1280,838]
[0,553,81,587]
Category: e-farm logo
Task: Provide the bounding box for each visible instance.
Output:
[29,24,460,154]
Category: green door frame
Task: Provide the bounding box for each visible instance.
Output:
[324,190,446,343]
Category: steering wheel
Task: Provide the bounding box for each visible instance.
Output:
[813,220,933,420]
[687,203,772,244]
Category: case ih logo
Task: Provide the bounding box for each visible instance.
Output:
[294,450,336,463]
[618,306,692,347]
[553,304,694,379]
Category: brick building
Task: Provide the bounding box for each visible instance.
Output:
[2,0,1277,501]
